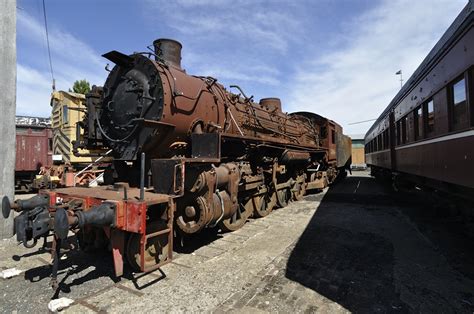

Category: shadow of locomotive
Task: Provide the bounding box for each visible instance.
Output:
[174,227,224,254]
[285,175,408,312]
[12,217,230,299]
[22,237,115,296]
[15,224,228,298]
[19,235,167,299]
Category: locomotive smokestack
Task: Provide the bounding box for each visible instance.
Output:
[259,98,282,112]
[153,38,182,69]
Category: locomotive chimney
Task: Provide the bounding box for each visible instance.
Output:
[153,38,182,69]
[259,98,282,112]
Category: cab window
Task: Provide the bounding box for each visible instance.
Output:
[62,105,68,124]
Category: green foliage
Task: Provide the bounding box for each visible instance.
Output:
[71,79,91,94]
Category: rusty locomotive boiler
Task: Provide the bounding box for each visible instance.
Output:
[2,39,351,284]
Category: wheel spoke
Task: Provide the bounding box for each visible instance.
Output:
[277,188,289,208]
[219,200,252,232]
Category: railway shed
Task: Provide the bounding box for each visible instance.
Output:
[349,134,366,170]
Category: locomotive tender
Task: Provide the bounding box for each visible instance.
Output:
[2,39,351,283]
[365,1,474,200]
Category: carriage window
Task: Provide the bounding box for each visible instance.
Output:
[402,116,408,144]
[384,129,389,149]
[425,99,434,135]
[451,77,468,130]
[396,120,401,145]
[414,107,423,140]
[331,130,335,144]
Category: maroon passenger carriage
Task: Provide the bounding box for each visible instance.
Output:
[365,1,474,200]
[2,38,351,288]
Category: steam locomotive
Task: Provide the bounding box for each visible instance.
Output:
[2,39,351,284]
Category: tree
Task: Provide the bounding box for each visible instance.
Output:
[69,79,91,94]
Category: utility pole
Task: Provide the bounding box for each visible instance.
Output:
[0,0,17,238]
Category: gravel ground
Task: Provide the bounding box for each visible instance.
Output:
[0,171,473,313]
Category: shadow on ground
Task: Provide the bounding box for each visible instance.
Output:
[19,237,119,298]
[286,173,474,312]
[174,228,223,254]
[14,225,225,298]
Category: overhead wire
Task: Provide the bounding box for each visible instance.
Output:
[42,0,55,90]
[35,0,49,71]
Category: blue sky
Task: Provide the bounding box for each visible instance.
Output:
[17,0,466,135]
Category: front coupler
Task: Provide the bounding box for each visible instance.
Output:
[2,194,116,248]
[2,195,50,248]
